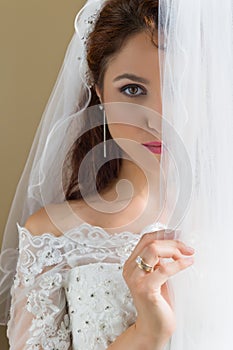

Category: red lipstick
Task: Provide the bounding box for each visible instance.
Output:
[142,141,162,154]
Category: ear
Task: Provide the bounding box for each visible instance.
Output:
[95,84,102,103]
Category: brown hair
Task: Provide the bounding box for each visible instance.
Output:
[64,0,159,201]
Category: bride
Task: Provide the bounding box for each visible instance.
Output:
[4,1,194,349]
[3,0,233,349]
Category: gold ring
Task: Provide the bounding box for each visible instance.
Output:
[136,255,153,273]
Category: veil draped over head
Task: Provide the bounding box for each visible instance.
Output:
[1,0,233,349]
[0,0,105,324]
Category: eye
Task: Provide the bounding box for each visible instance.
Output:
[120,84,147,97]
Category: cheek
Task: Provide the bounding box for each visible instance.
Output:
[108,124,137,139]
[107,123,140,153]
[107,123,148,161]
[106,123,159,170]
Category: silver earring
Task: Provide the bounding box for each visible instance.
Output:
[99,104,106,158]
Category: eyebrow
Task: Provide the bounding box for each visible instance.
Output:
[113,73,150,85]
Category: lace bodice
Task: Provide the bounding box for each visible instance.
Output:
[7,221,167,350]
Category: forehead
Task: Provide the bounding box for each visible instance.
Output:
[104,31,160,80]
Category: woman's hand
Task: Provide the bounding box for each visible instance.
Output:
[123,230,195,346]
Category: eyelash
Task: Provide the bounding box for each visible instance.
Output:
[119,84,147,98]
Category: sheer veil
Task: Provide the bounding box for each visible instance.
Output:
[0,0,105,325]
[159,0,233,348]
[1,0,233,349]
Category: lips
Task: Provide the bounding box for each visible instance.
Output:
[142,141,162,154]
[142,141,162,147]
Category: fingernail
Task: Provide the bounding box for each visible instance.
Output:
[186,246,195,253]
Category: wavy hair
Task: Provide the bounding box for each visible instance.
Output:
[64,0,159,201]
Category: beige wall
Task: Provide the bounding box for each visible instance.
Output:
[0,1,85,347]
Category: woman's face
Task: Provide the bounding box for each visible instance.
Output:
[96,31,162,163]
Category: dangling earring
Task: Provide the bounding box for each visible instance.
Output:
[99,104,107,158]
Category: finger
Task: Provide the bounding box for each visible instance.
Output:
[129,241,190,278]
[130,236,194,263]
[151,229,176,240]
[131,229,175,257]
[134,244,160,275]
[153,257,194,286]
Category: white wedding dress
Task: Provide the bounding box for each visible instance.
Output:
[7,221,167,350]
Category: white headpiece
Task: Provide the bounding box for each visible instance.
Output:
[1,1,233,349]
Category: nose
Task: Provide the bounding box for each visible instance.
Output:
[147,84,163,115]
[148,93,162,116]
[146,99,162,130]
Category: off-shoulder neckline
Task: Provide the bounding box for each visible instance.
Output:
[16,220,167,240]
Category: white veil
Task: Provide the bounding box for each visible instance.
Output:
[159,0,233,348]
[1,0,233,348]
[0,0,105,325]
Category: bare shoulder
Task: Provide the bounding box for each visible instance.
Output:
[23,205,62,236]
[23,201,85,237]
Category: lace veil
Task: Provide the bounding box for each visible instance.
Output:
[1,0,233,349]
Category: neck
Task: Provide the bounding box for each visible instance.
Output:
[116,153,161,201]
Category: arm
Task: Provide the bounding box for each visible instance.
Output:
[107,230,195,350]
[107,323,169,350]
[7,223,71,350]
